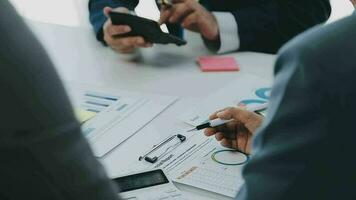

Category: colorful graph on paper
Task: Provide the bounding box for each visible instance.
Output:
[179,74,272,126]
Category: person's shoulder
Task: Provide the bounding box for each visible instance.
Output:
[276,14,356,73]
[274,14,356,93]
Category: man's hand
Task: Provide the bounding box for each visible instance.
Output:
[159,0,219,41]
[103,7,152,54]
[204,107,264,154]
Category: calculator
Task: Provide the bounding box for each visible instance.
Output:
[112,169,187,200]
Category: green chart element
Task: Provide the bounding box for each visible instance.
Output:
[211,150,249,166]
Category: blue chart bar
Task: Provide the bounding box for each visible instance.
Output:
[85,101,110,107]
[84,91,119,102]
[255,88,271,100]
[86,108,100,113]
[238,87,271,106]
[83,91,120,113]
[239,99,267,105]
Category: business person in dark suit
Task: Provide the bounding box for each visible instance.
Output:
[205,11,356,200]
[89,0,331,54]
[0,1,120,199]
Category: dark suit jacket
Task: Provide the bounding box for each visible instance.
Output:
[237,13,356,199]
[89,0,331,53]
[0,1,120,199]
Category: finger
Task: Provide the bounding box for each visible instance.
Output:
[112,7,130,13]
[237,132,248,152]
[208,107,233,120]
[245,135,252,154]
[111,41,135,51]
[118,36,145,47]
[107,37,136,50]
[113,46,135,54]
[220,138,233,148]
[103,7,112,17]
[221,130,237,140]
[231,140,238,150]
[107,25,131,36]
[204,128,217,136]
[159,9,172,24]
[168,3,194,23]
[103,19,112,42]
[217,107,256,124]
[215,132,224,141]
[104,6,129,18]
[209,120,241,134]
[132,36,145,46]
[140,42,153,48]
[182,12,199,28]
[171,0,185,3]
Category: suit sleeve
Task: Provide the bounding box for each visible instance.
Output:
[230,0,331,53]
[236,41,326,200]
[0,1,120,199]
[89,0,139,43]
[236,14,356,200]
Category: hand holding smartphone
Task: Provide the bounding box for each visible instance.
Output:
[109,12,187,46]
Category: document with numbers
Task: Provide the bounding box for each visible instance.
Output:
[125,131,246,198]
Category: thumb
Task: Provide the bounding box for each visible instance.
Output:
[217,107,254,124]
[103,7,112,18]
[112,7,130,14]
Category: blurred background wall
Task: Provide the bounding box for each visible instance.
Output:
[8,0,354,28]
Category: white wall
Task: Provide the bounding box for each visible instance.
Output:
[329,0,354,22]
[8,0,355,27]
[9,0,89,26]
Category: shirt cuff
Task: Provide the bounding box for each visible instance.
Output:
[213,12,240,54]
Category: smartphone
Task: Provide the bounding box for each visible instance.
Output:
[109,12,187,46]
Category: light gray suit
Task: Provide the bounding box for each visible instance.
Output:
[237,13,356,200]
[0,1,119,199]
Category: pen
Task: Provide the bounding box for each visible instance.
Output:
[187,102,268,132]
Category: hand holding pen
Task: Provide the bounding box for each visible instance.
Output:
[203,106,265,154]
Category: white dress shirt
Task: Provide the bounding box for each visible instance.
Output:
[213,12,240,54]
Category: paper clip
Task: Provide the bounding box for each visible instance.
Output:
[139,134,186,163]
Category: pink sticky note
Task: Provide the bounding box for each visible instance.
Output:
[198,56,240,72]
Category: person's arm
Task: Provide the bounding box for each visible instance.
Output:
[0,1,119,199]
[206,12,240,54]
[89,0,139,42]
[227,0,331,53]
[236,40,324,200]
[210,0,332,54]
[159,0,330,54]
[236,13,356,199]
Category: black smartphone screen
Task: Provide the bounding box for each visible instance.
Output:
[112,169,169,193]
[109,12,186,46]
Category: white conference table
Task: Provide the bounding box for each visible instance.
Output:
[29,20,276,200]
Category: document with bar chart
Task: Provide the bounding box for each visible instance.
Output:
[67,84,177,157]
